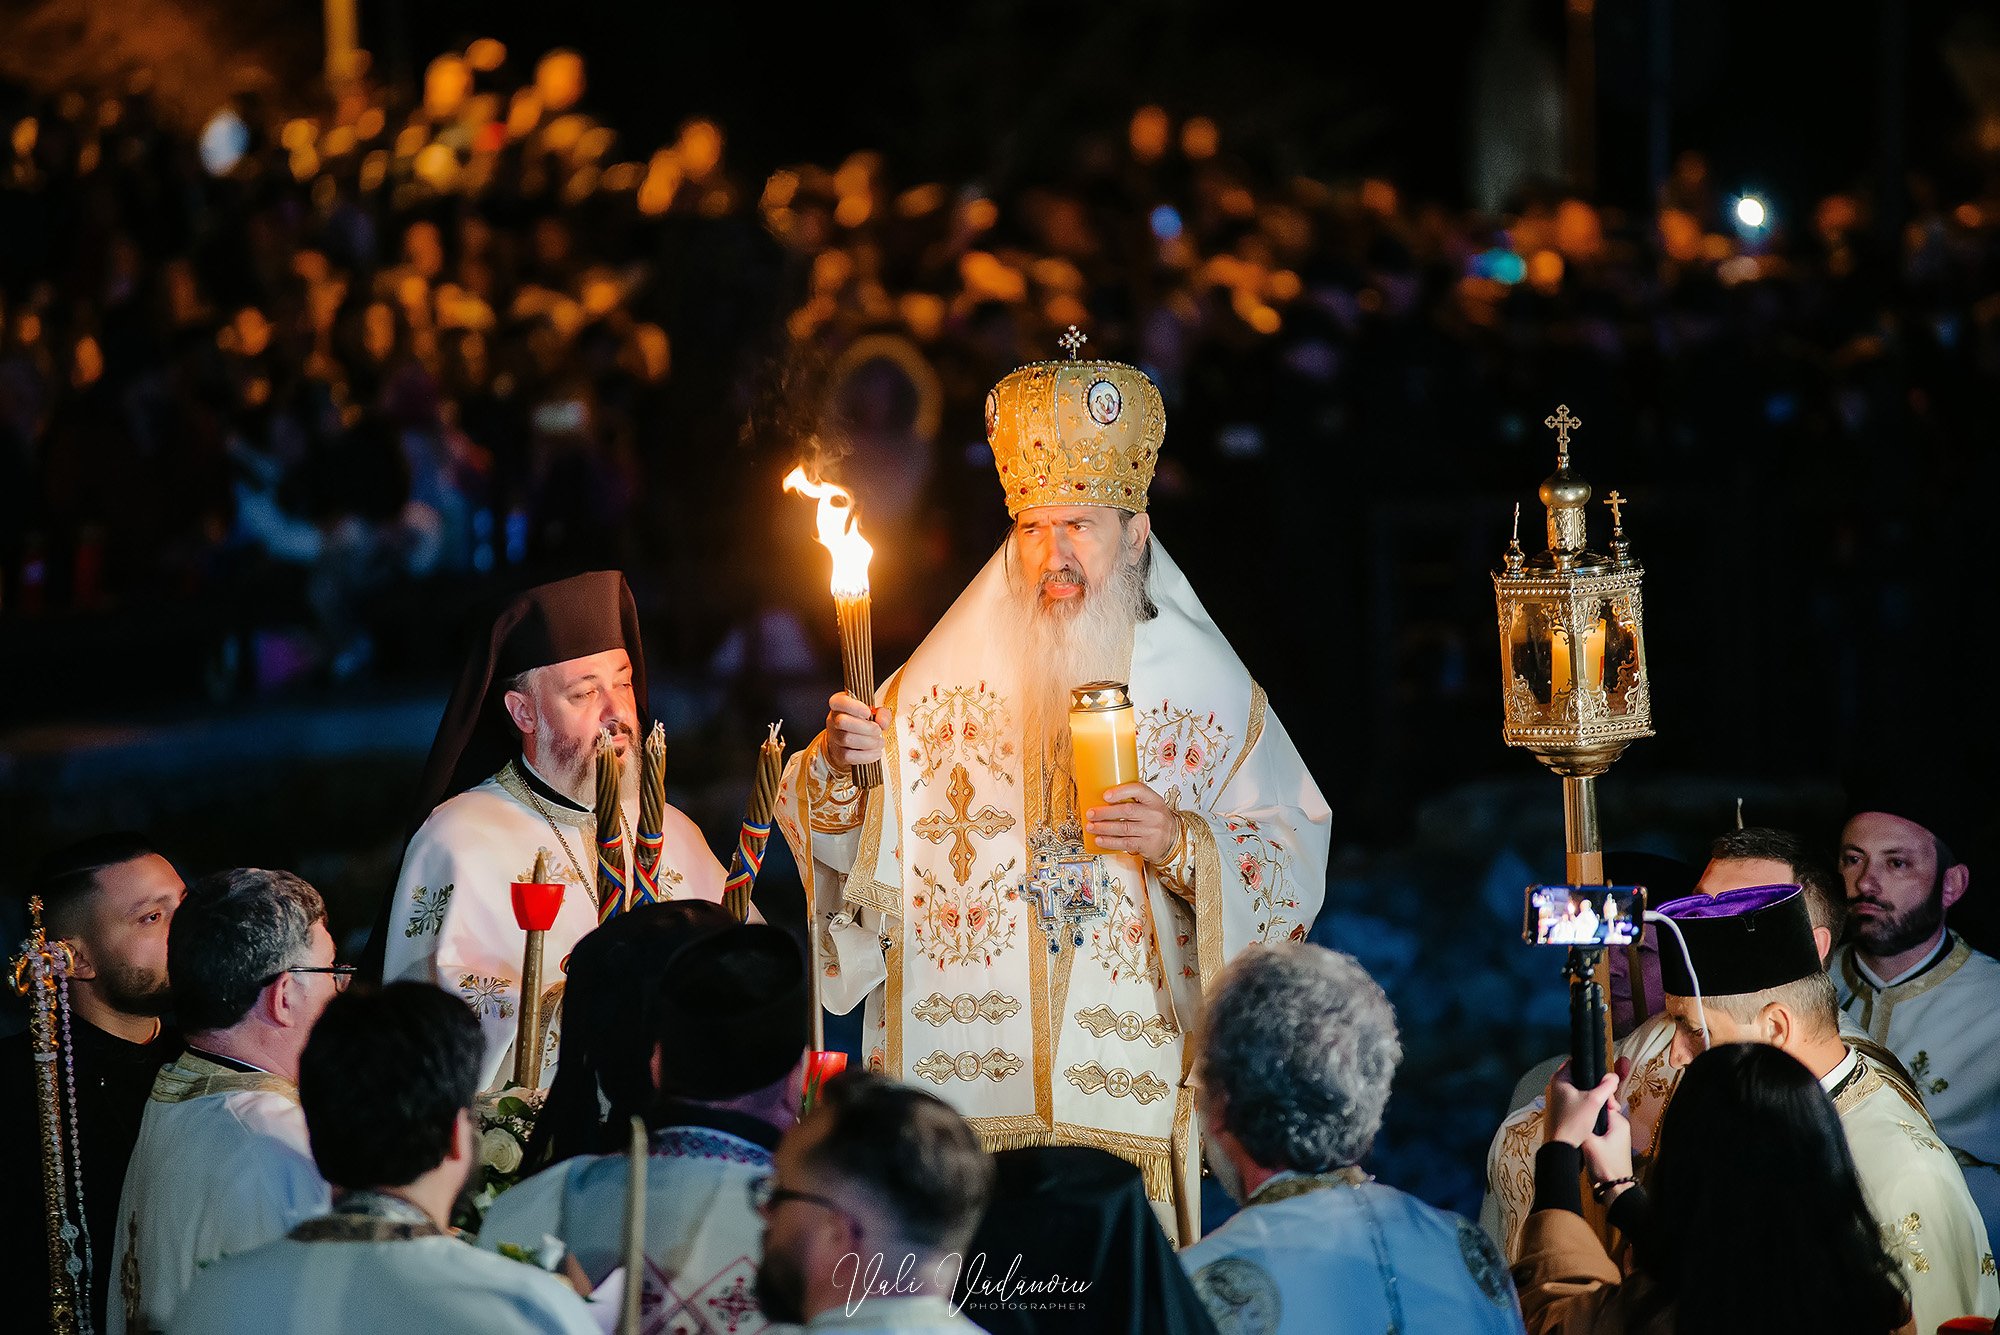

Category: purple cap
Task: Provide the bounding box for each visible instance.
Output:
[1656,885,1820,997]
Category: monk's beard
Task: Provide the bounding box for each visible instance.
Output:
[1001,546,1147,781]
[540,720,642,810]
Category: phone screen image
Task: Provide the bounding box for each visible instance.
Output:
[1524,885,1646,947]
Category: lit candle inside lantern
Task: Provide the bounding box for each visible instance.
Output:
[1551,618,1609,696]
[1070,682,1140,856]
[785,466,880,790]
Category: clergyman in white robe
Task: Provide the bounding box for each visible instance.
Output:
[383,758,725,1090]
[109,1053,331,1335]
[1485,1014,1999,1334]
[1837,932,2000,1247]
[481,1110,783,1334]
[1183,1169,1527,1335]
[169,1190,597,1335]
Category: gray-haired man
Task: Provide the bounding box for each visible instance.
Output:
[1183,943,1526,1335]
[110,869,342,1335]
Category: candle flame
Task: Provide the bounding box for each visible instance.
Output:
[784,465,873,595]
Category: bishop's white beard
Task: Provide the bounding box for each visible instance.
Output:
[999,544,1147,782]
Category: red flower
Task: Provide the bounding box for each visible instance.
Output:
[1288,923,1308,942]
[968,901,986,931]
[1123,918,1144,947]
[1238,854,1263,889]
[1183,744,1203,774]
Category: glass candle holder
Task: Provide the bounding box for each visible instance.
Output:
[1070,681,1139,856]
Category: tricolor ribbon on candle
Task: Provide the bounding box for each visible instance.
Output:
[632,722,667,907]
[594,729,629,924]
[722,723,786,921]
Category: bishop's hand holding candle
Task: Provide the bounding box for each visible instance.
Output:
[774,330,1332,1245]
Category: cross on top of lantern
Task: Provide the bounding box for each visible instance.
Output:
[1492,405,1654,776]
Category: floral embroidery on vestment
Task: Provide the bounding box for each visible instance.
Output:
[906,683,1015,789]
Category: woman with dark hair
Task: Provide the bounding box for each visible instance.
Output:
[521,900,732,1173]
[1517,1042,1913,1335]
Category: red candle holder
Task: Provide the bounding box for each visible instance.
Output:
[510,881,564,932]
[802,1050,849,1114]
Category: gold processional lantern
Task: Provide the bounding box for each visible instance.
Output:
[1493,405,1652,890]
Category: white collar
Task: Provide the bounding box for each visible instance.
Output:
[1819,1045,1860,1094]
[1856,931,1952,990]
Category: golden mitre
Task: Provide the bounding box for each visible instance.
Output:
[985,328,1164,516]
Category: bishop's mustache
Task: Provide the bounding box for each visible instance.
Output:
[1040,568,1085,591]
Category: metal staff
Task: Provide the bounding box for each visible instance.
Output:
[620,1114,647,1335]
[12,897,88,1335]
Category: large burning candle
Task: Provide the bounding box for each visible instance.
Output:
[784,466,880,791]
[1071,682,1140,856]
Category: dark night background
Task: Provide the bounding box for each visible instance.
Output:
[1,0,1995,1215]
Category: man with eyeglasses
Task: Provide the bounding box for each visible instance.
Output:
[753,1072,993,1333]
[110,869,341,1335]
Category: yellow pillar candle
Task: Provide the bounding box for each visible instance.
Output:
[1070,682,1139,856]
[1551,618,1608,695]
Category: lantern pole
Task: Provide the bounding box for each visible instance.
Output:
[1493,408,1655,1057]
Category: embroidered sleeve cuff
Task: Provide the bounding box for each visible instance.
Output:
[1156,808,1203,901]
[805,735,864,835]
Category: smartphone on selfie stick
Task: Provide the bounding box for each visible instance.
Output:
[1525,885,1647,1134]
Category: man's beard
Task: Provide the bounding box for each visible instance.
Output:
[753,1247,808,1325]
[96,961,174,1018]
[1852,876,1947,957]
[1000,546,1147,778]
[541,719,641,809]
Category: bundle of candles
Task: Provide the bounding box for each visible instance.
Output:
[634,723,667,904]
[723,723,787,921]
[594,729,628,924]
[784,465,880,790]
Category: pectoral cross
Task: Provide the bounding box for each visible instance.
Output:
[913,764,1016,885]
[1544,404,1582,466]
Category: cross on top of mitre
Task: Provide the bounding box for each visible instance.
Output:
[1544,404,1582,468]
[1059,325,1088,359]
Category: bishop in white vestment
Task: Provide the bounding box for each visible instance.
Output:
[369,571,727,1090]
[779,345,1330,1242]
[109,1053,331,1335]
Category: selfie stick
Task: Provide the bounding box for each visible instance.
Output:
[1566,945,1609,1134]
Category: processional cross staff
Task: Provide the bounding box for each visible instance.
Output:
[12,897,89,1335]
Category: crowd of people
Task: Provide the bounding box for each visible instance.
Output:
[3,44,1994,779]
[2,784,1994,1334]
